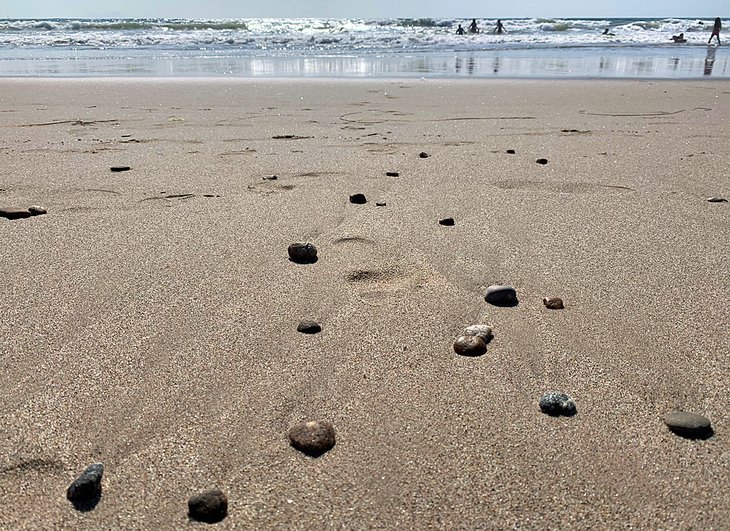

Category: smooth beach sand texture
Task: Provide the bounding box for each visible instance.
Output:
[0,78,728,529]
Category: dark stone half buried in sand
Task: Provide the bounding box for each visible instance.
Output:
[439,217,455,226]
[28,205,47,216]
[263,174,278,180]
[536,158,548,165]
[288,242,318,264]
[484,285,518,307]
[385,171,399,177]
[349,193,367,204]
[664,411,713,439]
[289,420,336,456]
[464,324,493,344]
[506,149,516,154]
[0,207,32,220]
[376,202,386,207]
[110,166,131,172]
[188,488,228,523]
[419,151,429,158]
[297,320,321,334]
[543,297,564,309]
[539,392,577,417]
[67,463,104,510]
[707,196,727,203]
[453,335,487,356]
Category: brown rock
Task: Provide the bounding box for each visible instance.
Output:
[289,420,336,456]
[453,335,487,356]
[188,488,228,523]
[543,297,564,309]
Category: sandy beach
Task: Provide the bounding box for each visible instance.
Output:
[0,78,728,529]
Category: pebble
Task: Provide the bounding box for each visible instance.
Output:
[539,392,577,416]
[464,324,493,344]
[385,171,399,177]
[419,152,429,158]
[707,196,727,203]
[28,205,47,216]
[67,463,104,506]
[536,158,549,165]
[297,320,322,334]
[188,488,228,523]
[376,202,387,207]
[263,175,278,181]
[664,411,713,439]
[484,285,518,306]
[110,166,131,172]
[506,149,516,154]
[0,207,32,220]
[288,242,318,264]
[349,193,367,204]
[439,217,455,226]
[289,420,336,456]
[543,297,564,309]
[453,335,487,356]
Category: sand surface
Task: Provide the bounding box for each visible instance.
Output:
[0,78,728,529]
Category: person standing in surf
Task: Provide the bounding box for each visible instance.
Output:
[708,17,721,45]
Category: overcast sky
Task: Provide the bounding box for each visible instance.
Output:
[2,1,727,19]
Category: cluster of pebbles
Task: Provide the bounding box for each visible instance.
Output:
[451,284,715,432]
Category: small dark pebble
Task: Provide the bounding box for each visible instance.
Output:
[0,207,32,220]
[110,166,131,172]
[28,205,47,216]
[539,392,576,417]
[288,242,318,264]
[67,463,104,509]
[439,217,455,226]
[536,158,549,165]
[188,488,228,524]
[121,134,132,138]
[707,196,727,203]
[385,171,399,177]
[297,320,322,334]
[664,411,713,439]
[289,420,336,456]
[263,175,278,181]
[349,193,367,204]
[453,335,487,356]
[543,297,564,310]
[419,152,429,158]
[375,202,387,207]
[484,285,518,307]
[506,149,516,154]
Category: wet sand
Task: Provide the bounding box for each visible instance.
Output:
[0,78,728,529]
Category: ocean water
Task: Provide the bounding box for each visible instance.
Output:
[0,17,727,78]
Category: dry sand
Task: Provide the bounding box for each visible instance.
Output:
[0,78,728,529]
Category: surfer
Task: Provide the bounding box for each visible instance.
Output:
[708,17,721,45]
[602,28,615,36]
[456,24,465,35]
[671,33,687,43]
[494,20,506,34]
[468,19,479,34]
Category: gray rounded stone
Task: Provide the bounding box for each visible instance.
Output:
[289,420,336,456]
[297,320,321,334]
[288,242,318,264]
[67,463,104,508]
[188,488,228,523]
[543,297,564,309]
[0,207,32,220]
[707,196,727,203]
[664,411,713,439]
[453,335,487,356]
[463,324,493,344]
[349,193,367,204]
[539,392,577,417]
[484,285,518,306]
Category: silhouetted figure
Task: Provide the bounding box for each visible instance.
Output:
[494,20,506,34]
[456,24,465,35]
[708,17,721,45]
[602,28,615,36]
[468,19,479,34]
[671,33,687,43]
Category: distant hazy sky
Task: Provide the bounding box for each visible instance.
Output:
[1,1,727,19]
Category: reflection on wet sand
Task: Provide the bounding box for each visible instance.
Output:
[705,46,717,76]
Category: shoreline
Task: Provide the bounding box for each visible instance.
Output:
[1,78,728,528]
